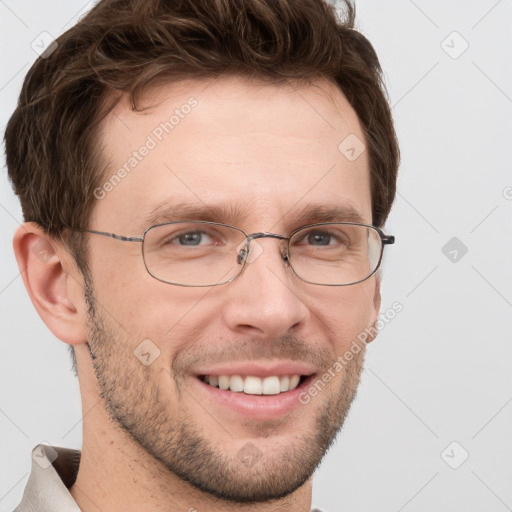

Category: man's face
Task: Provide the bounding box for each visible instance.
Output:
[82,76,379,502]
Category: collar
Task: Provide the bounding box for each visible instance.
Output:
[15,444,81,511]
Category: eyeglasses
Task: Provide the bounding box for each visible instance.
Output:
[82,221,394,287]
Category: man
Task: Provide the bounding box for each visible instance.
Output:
[5,0,399,510]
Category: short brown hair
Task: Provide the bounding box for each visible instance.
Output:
[5,0,399,246]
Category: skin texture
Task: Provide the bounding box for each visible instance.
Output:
[14,76,381,512]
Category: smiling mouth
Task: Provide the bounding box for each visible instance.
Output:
[199,374,309,395]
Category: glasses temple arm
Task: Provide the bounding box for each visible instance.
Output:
[82,229,143,242]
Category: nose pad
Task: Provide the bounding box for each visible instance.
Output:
[280,243,290,265]
[236,239,264,265]
[237,239,265,265]
[236,242,249,265]
[235,238,289,267]
[237,249,246,265]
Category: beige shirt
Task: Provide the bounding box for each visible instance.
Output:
[15,444,326,512]
[14,444,81,511]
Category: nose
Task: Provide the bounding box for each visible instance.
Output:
[221,237,309,339]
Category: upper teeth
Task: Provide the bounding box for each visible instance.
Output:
[204,374,301,395]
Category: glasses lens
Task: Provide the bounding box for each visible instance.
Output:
[143,222,247,286]
[288,224,383,285]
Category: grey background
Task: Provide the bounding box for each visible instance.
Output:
[1,1,511,511]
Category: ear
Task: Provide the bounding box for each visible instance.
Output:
[12,222,88,346]
[366,274,381,344]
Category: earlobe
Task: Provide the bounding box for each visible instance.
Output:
[13,222,88,346]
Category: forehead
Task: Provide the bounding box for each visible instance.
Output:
[93,76,371,232]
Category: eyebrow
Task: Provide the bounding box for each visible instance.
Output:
[289,203,367,225]
[139,201,367,232]
[140,201,253,230]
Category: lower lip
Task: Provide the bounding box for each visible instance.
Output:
[191,375,315,421]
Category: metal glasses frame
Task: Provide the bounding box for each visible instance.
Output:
[82,220,395,287]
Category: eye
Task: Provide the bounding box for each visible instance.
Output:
[158,229,220,248]
[172,231,214,246]
[294,228,349,247]
[305,231,334,246]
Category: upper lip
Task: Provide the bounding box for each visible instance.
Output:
[193,361,317,378]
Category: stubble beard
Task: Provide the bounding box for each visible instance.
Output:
[83,278,366,504]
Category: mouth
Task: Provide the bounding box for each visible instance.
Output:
[190,364,317,421]
[198,374,308,395]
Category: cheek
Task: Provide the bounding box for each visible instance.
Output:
[307,280,378,345]
[110,283,219,354]
[88,239,148,299]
